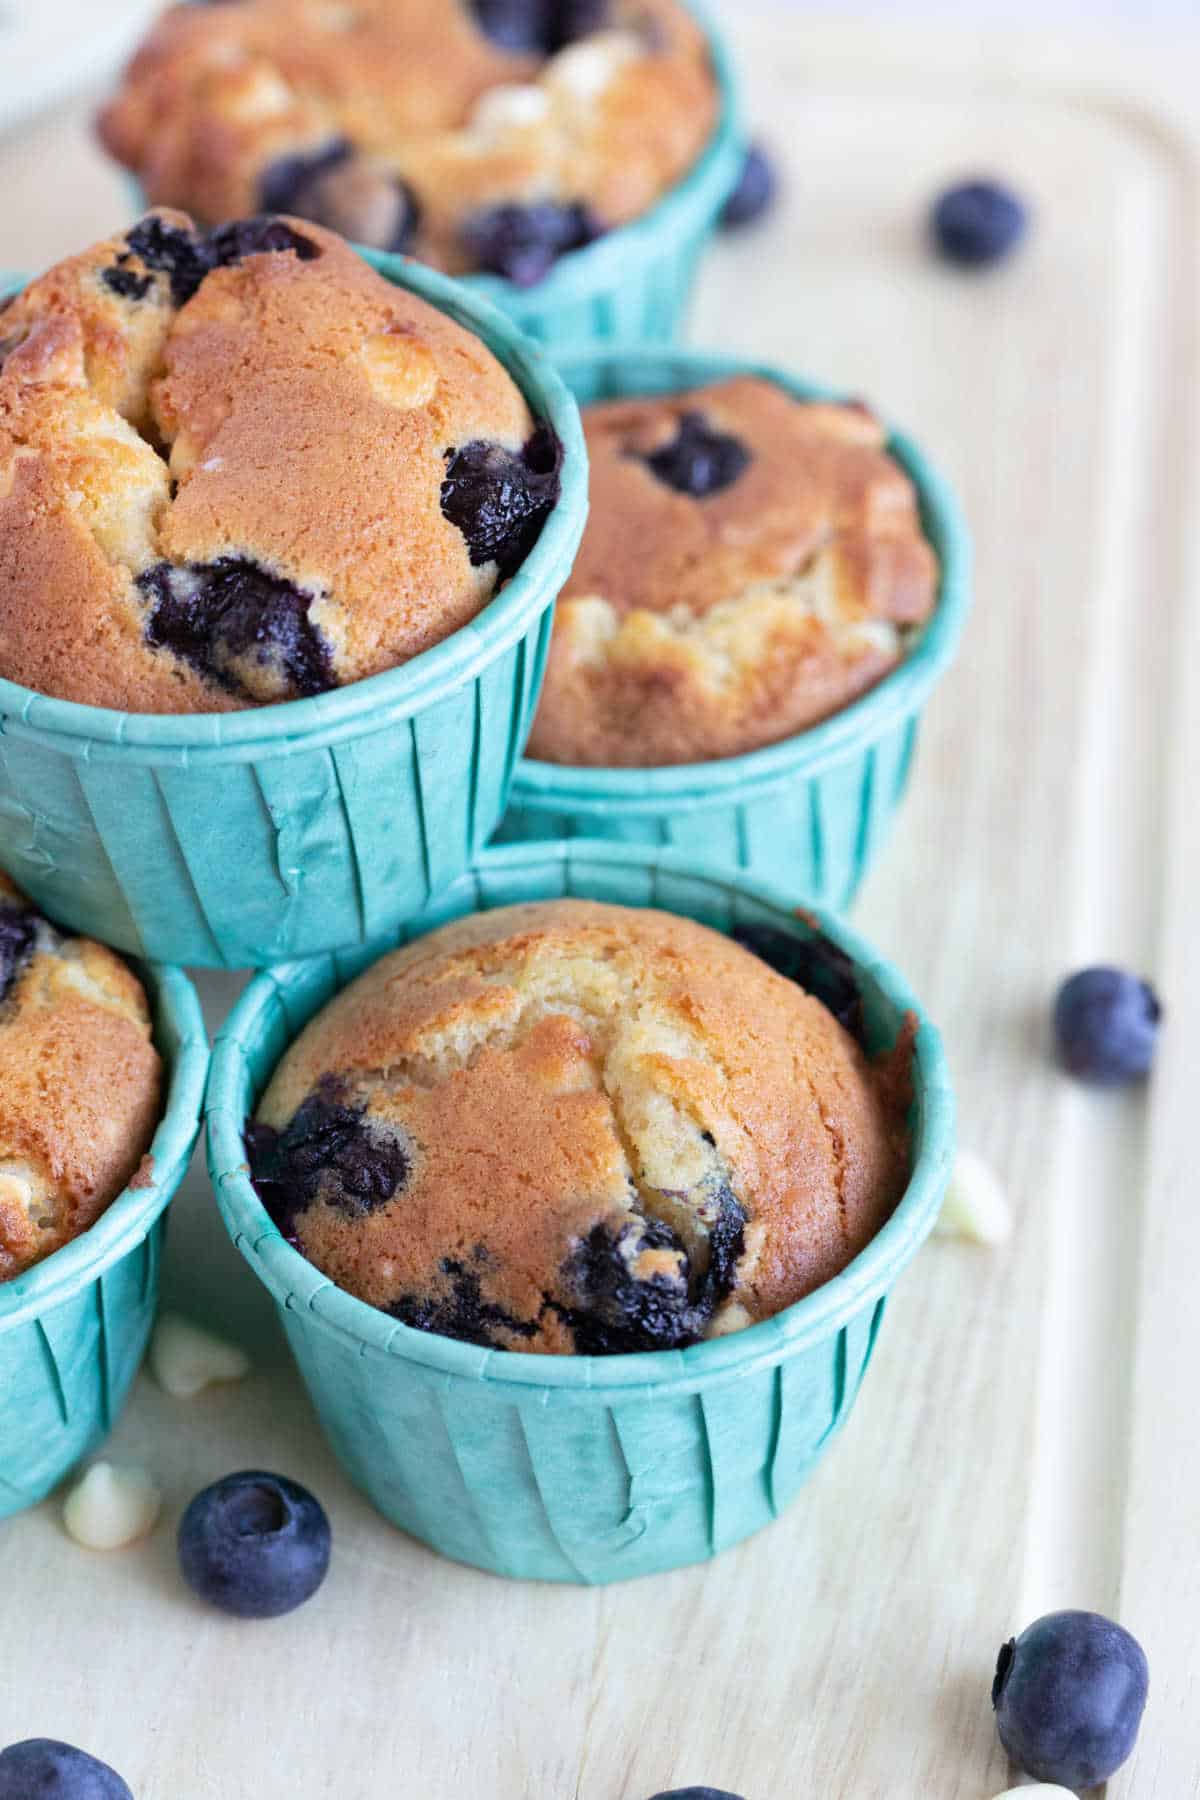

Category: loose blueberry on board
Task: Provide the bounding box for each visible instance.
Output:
[1053,966,1161,1084]
[461,201,600,287]
[178,1471,332,1619]
[441,427,563,576]
[641,412,752,500]
[931,179,1029,268]
[0,1739,133,1800]
[992,1610,1149,1788]
[720,144,778,229]
[647,1790,747,1799]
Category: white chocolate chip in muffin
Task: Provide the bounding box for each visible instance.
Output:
[934,1149,1012,1246]
[62,1461,162,1550]
[545,32,642,105]
[149,1311,252,1398]
[471,83,552,137]
[359,334,439,410]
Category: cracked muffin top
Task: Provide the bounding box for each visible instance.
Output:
[527,378,940,768]
[0,875,162,1282]
[98,0,719,285]
[0,211,560,713]
[248,900,913,1355]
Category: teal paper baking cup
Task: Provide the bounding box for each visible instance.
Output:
[124,1,743,349]
[497,347,973,912]
[0,964,207,1519]
[0,263,587,968]
[357,0,744,347]
[206,840,954,1585]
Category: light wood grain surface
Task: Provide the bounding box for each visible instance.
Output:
[1,11,1198,1797]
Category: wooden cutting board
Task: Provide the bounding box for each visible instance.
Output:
[1,10,1198,1795]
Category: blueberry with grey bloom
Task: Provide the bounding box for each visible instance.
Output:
[0,1739,133,1800]
[720,144,778,229]
[931,179,1029,268]
[1053,966,1161,1084]
[178,1471,331,1619]
[993,1610,1149,1788]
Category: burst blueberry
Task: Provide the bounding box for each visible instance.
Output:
[0,1739,132,1800]
[139,556,335,702]
[178,1470,332,1619]
[992,1610,1149,1788]
[248,1079,411,1238]
[259,139,354,214]
[720,144,778,229]
[641,412,752,499]
[462,201,600,287]
[931,179,1029,268]
[1053,966,1161,1084]
[441,427,562,576]
[0,904,37,1005]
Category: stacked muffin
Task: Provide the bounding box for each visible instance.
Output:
[0,0,960,1596]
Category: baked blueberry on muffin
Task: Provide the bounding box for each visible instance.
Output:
[0,212,560,711]
[0,876,162,1281]
[526,378,940,767]
[249,900,913,1354]
[98,0,719,283]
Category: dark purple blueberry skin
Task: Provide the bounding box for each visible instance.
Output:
[247,1079,410,1239]
[993,1610,1149,1788]
[138,556,335,702]
[0,903,37,1004]
[720,144,778,229]
[1053,966,1161,1084]
[461,201,600,287]
[648,1790,746,1799]
[178,1471,331,1620]
[931,179,1029,268]
[470,0,609,54]
[440,427,562,577]
[0,1740,132,1800]
[640,412,752,500]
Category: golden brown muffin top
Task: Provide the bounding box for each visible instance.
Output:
[0,212,559,713]
[98,0,718,278]
[251,900,912,1354]
[0,874,163,1282]
[527,378,940,767]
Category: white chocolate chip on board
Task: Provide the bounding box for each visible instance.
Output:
[62,1462,161,1550]
[934,1148,1013,1246]
[149,1311,251,1398]
[991,1788,1078,1798]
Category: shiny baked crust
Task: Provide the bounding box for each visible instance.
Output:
[527,378,940,767]
[252,899,913,1354]
[98,0,718,272]
[0,212,541,712]
[0,875,162,1282]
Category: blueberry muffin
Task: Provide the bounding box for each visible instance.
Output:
[0,211,560,712]
[0,877,162,1282]
[527,378,940,767]
[98,0,719,285]
[248,900,913,1354]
